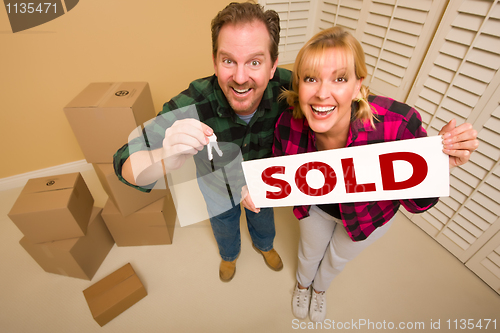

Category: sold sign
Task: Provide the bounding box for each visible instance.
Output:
[242,136,449,208]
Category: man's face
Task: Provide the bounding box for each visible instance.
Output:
[213,20,278,115]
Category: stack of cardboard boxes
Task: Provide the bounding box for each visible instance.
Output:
[8,172,115,280]
[63,82,176,325]
[63,82,177,246]
[8,82,177,325]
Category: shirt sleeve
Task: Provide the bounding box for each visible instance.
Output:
[113,142,152,193]
[400,197,439,213]
[272,124,284,158]
[112,95,189,192]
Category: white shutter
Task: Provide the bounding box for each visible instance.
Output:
[359,0,447,101]
[315,0,365,36]
[261,0,316,64]
[268,0,447,99]
[466,228,500,294]
[407,0,500,134]
[404,0,500,285]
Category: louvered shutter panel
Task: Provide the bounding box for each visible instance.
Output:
[316,0,365,36]
[359,0,447,101]
[404,0,500,293]
[466,228,500,294]
[261,0,316,64]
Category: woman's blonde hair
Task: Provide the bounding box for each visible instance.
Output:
[281,26,376,127]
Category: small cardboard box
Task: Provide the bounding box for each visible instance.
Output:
[64,82,156,163]
[8,172,94,243]
[101,193,176,246]
[83,263,147,326]
[19,207,115,280]
[93,163,169,217]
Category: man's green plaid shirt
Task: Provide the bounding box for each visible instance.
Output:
[113,67,292,196]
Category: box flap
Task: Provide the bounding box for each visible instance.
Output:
[22,172,80,194]
[83,263,135,299]
[100,82,148,109]
[64,83,117,108]
[83,263,148,326]
[90,274,143,315]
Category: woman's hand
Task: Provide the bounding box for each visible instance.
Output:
[439,119,479,168]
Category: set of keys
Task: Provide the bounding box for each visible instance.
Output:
[207,133,223,161]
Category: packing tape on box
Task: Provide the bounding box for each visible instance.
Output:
[99,82,139,106]
[95,82,122,107]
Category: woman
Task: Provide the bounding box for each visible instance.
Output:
[242,26,478,322]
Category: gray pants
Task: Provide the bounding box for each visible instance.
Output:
[297,205,395,292]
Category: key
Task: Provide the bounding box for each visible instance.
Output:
[207,133,223,161]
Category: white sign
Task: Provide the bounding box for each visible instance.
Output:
[242,136,449,208]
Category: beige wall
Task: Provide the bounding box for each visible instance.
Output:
[0,0,235,178]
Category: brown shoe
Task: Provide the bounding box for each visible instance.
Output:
[219,259,237,282]
[252,244,283,271]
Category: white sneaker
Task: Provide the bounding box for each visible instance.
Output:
[309,290,327,322]
[292,283,311,319]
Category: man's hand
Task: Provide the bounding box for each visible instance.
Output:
[162,119,213,172]
[123,119,213,186]
[241,185,260,213]
[439,119,479,168]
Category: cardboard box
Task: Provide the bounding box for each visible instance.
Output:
[8,172,94,243]
[19,207,115,280]
[83,263,147,326]
[101,194,176,246]
[93,163,169,217]
[64,82,156,163]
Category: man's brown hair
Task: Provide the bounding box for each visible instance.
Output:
[211,1,280,64]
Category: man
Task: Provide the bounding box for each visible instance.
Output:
[113,2,292,282]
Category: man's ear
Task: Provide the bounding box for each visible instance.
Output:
[213,54,218,76]
[270,57,279,79]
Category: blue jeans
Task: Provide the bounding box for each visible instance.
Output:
[197,174,276,261]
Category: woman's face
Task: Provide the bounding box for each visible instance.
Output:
[298,48,363,136]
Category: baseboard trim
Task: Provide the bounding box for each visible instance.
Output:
[0,160,93,191]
